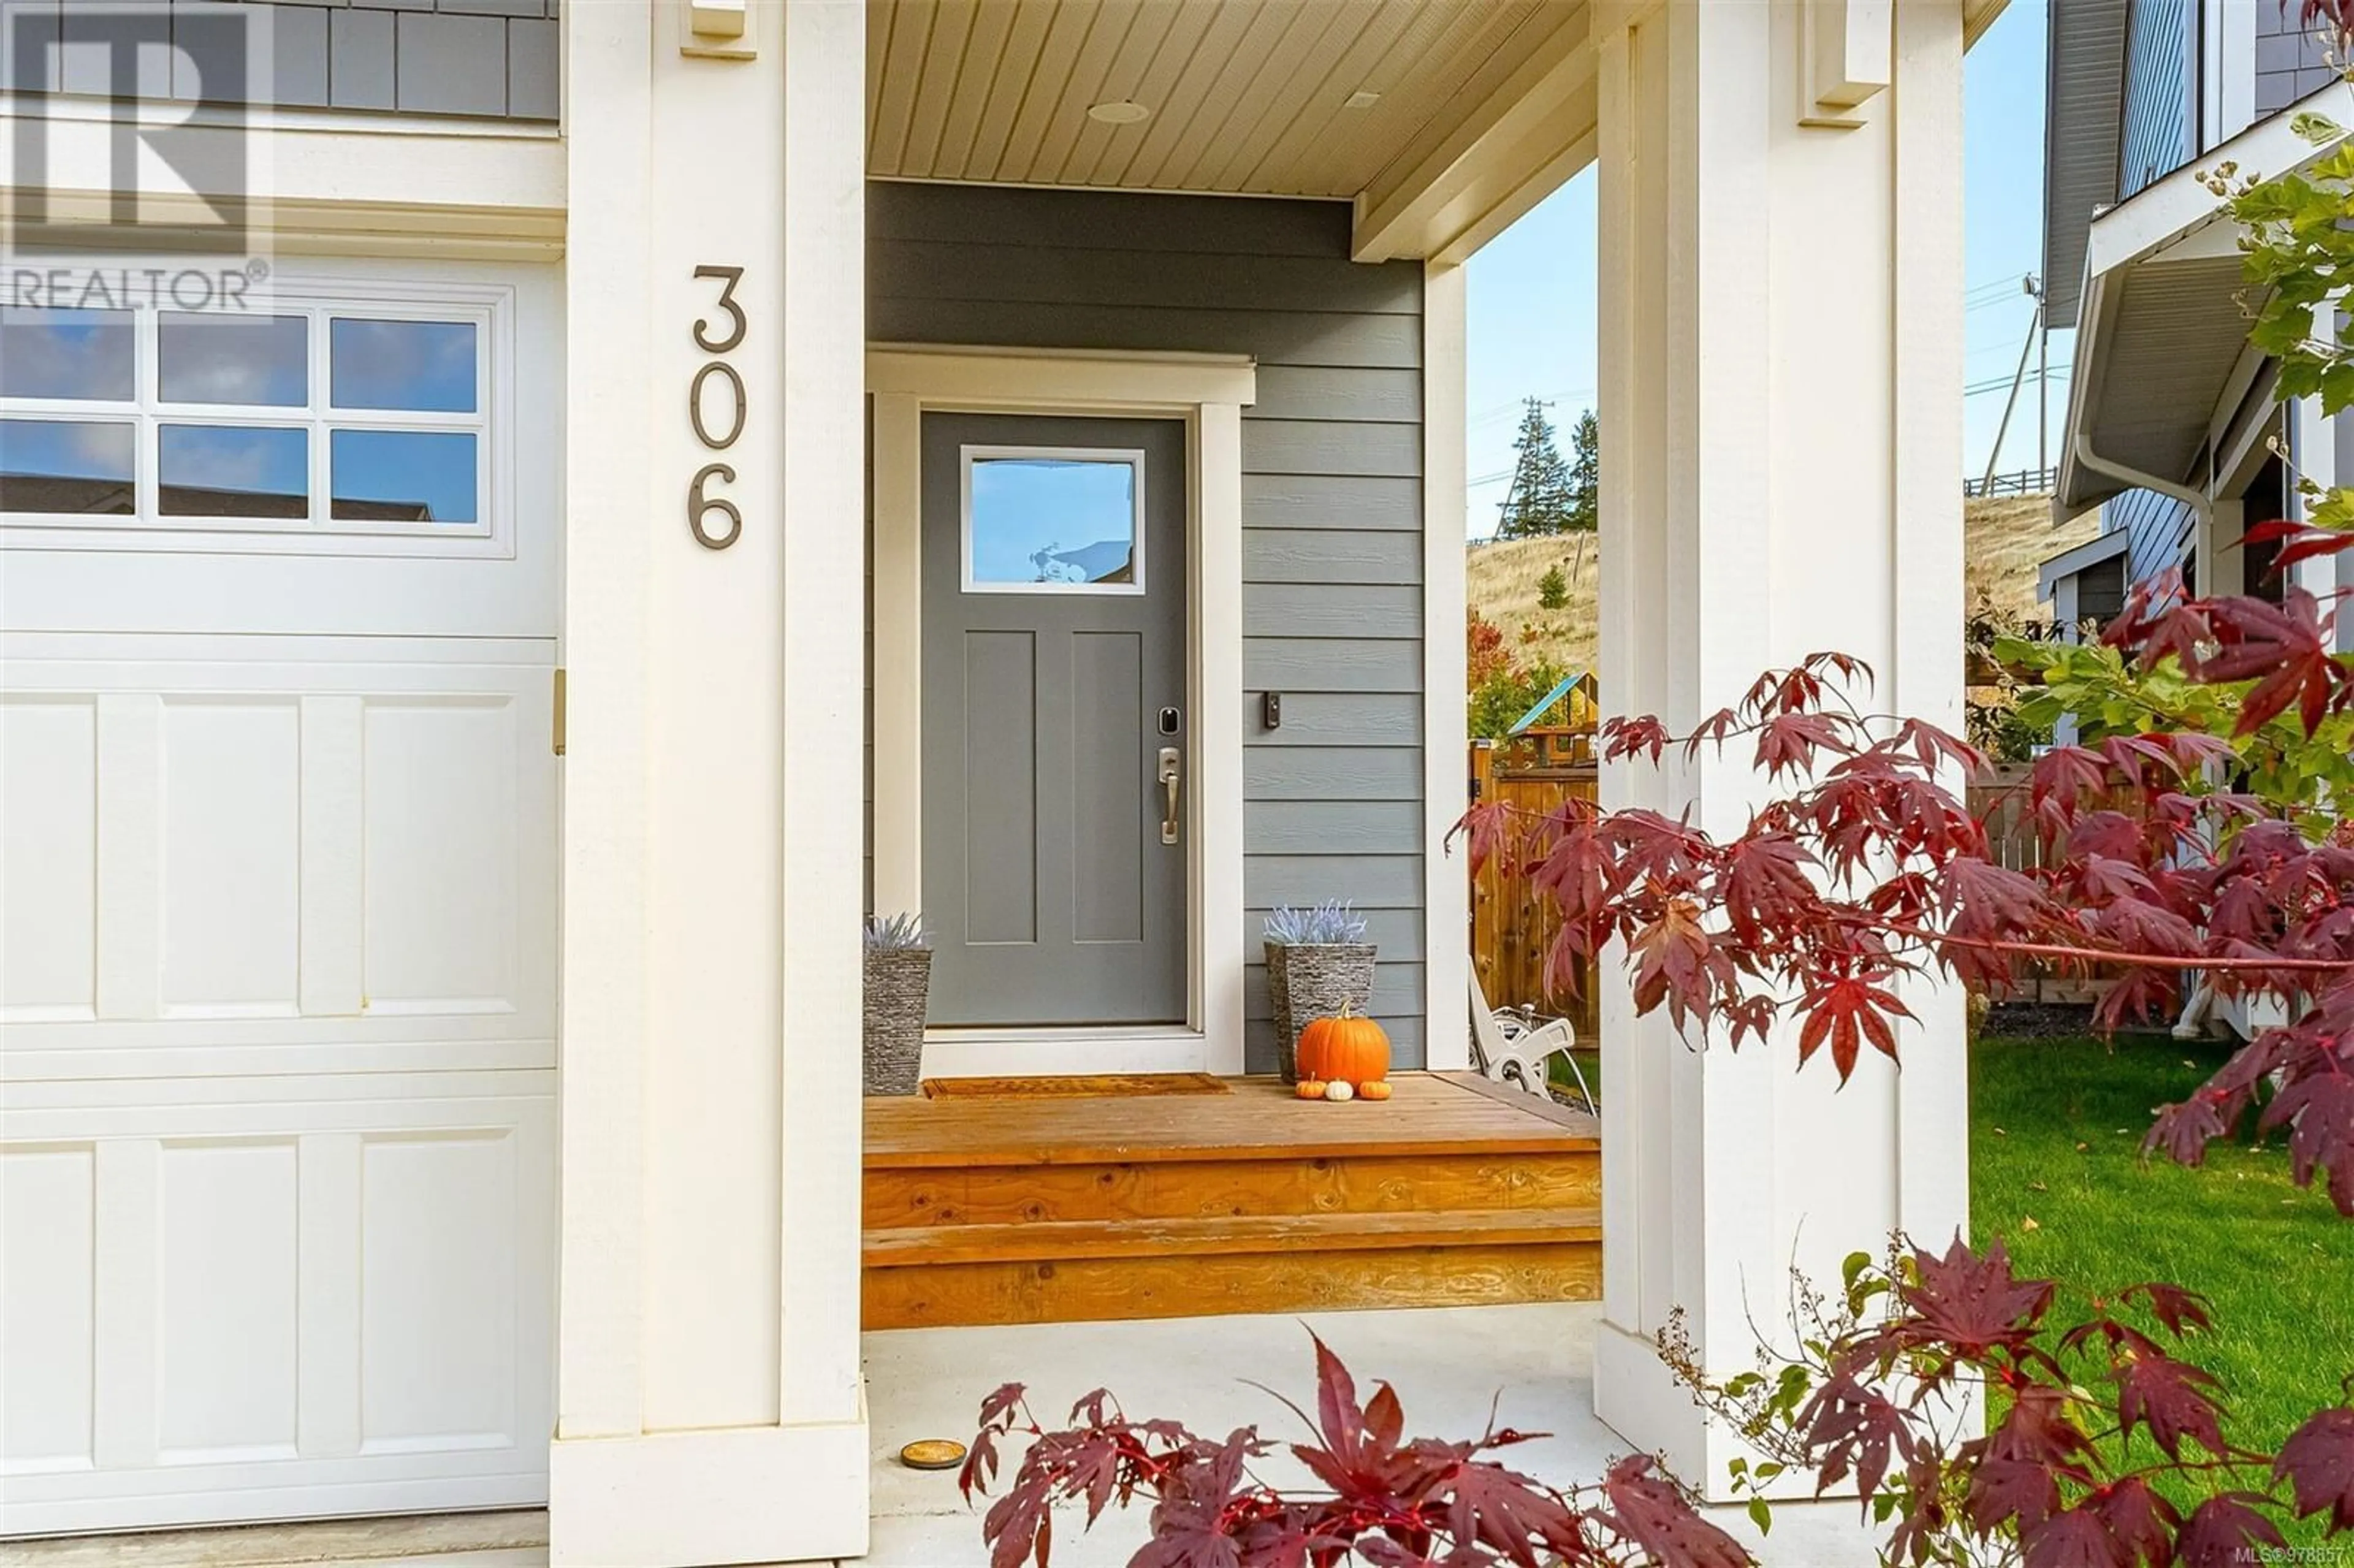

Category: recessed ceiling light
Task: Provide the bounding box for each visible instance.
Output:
[1087,100,1151,125]
[1344,89,1381,110]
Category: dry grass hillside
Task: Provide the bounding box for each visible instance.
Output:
[1466,496,2101,676]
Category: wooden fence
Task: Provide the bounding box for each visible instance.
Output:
[1467,755,2093,1032]
[1967,760,2105,1004]
[1468,738,1599,1043]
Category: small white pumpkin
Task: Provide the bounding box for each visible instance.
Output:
[1322,1079,1355,1102]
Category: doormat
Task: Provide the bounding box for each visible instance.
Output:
[921,1072,1232,1099]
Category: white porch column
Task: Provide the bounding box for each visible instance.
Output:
[550,2,869,1563]
[1591,0,1970,1494]
[2201,498,2248,598]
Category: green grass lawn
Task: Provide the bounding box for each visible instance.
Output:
[1973,1032,2354,1528]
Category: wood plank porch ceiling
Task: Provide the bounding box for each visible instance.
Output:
[866,0,1597,261]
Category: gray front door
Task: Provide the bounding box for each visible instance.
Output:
[921,412,1187,1027]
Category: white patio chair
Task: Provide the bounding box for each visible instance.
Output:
[1469,972,1595,1116]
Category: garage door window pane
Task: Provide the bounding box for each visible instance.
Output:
[0,308,135,402]
[964,452,1143,592]
[0,419,135,513]
[331,430,476,523]
[160,425,308,518]
[159,313,308,406]
[330,320,478,413]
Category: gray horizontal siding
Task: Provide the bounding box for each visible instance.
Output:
[1245,693,1422,746]
[1252,367,1423,424]
[1247,854,1423,909]
[1246,801,1425,854]
[1243,421,1422,478]
[869,181,1430,1071]
[1244,747,1423,801]
[1241,474,1423,530]
[1246,583,1422,639]
[1244,637,1425,692]
[1244,528,1423,585]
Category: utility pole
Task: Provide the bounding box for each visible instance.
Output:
[2029,273,2047,477]
[1982,274,2046,493]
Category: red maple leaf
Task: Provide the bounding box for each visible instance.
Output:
[2274,1406,2354,1532]
[2171,1493,2287,1568]
[2091,1475,2180,1568]
[2196,590,2350,736]
[1796,974,1911,1081]
[2259,1068,2354,1215]
[1591,1456,1753,1568]
[2110,1348,2228,1460]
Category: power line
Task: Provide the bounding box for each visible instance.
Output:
[1965,362,2069,397]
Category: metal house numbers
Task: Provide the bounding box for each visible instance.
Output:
[688,264,747,550]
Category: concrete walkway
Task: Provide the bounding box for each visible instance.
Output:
[4,1304,1886,1567]
[862,1301,1881,1568]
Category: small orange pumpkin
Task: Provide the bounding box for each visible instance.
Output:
[1295,1078,1328,1101]
[1295,1005,1390,1089]
[1358,1080,1393,1102]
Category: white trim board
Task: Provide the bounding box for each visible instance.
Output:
[1421,262,1471,1071]
[866,343,1254,1078]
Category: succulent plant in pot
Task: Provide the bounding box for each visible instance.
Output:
[1260,900,1375,1083]
[863,912,931,1097]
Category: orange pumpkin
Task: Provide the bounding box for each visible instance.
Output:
[1295,1005,1390,1089]
[1295,1079,1328,1101]
[1358,1080,1393,1102]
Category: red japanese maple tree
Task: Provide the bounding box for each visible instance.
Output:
[964,575,2354,1567]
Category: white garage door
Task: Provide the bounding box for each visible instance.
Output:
[0,260,561,1535]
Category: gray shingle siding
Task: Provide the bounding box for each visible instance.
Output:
[2255,0,2339,116]
[4,0,556,119]
[867,181,1433,1069]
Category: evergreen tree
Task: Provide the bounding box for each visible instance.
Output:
[1495,398,1577,537]
[1537,563,1569,610]
[1566,408,1599,533]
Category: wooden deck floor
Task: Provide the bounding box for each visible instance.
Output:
[866,1070,1597,1165]
[862,1072,1601,1328]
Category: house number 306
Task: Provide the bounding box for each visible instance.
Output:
[688,264,748,550]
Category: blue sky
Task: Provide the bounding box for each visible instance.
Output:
[1465,0,2059,537]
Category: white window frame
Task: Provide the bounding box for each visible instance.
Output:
[1,273,517,561]
[958,443,1148,595]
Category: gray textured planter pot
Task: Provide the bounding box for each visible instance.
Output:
[862,948,932,1096]
[1264,942,1376,1082]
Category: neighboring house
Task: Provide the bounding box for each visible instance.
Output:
[2044,0,2354,647]
[0,2,1997,1563]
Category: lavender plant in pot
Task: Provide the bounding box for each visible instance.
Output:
[1261,900,1374,1083]
[862,913,931,1097]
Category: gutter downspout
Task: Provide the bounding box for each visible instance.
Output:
[2069,429,2212,522]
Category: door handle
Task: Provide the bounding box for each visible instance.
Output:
[1157,747,1181,847]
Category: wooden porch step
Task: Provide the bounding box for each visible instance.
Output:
[862,1206,1602,1329]
[865,1146,1599,1228]
[866,1205,1603,1266]
[859,1073,1604,1328]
